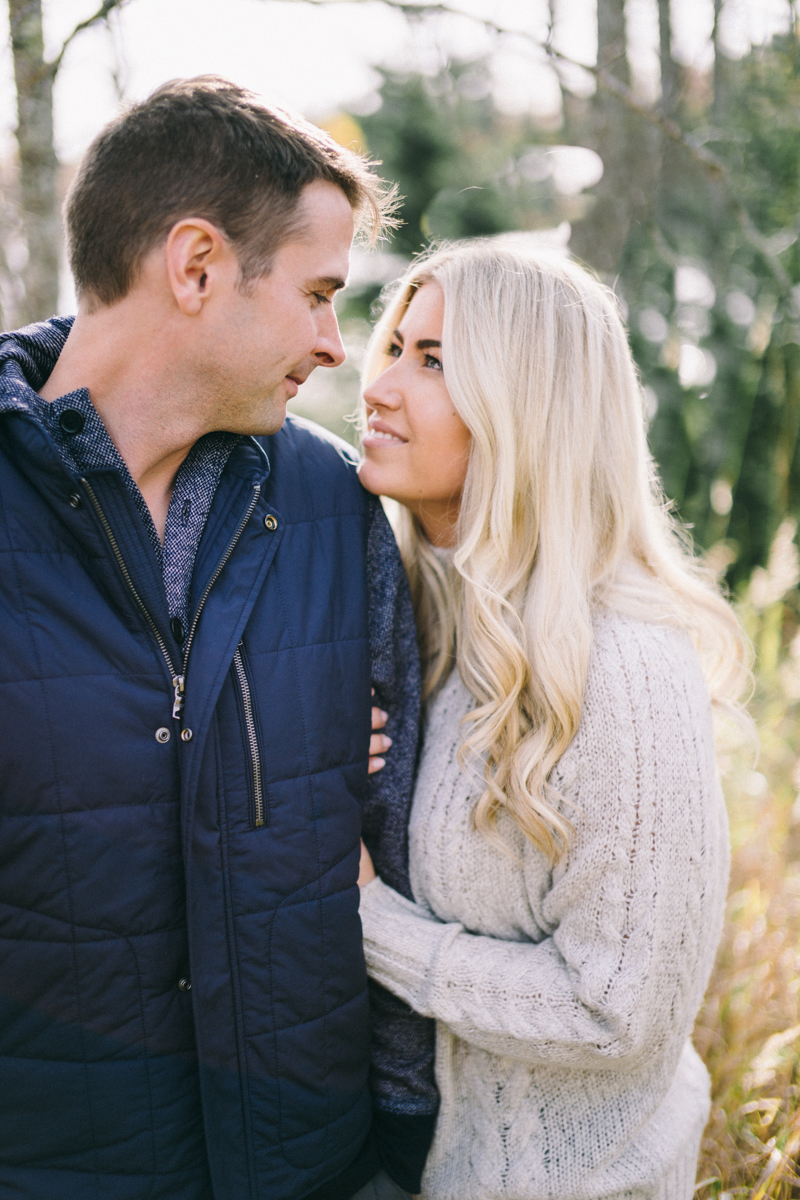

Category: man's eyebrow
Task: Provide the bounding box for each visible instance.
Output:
[309,276,346,292]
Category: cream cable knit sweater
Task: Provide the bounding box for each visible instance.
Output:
[359,610,729,1200]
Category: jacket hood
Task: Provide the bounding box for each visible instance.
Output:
[0,315,75,412]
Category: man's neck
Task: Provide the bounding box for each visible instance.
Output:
[40,298,207,542]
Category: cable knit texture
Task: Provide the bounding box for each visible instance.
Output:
[359,609,730,1200]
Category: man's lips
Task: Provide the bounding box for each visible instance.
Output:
[363,418,407,446]
[284,374,306,398]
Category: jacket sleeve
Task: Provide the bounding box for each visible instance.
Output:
[361,496,439,1194]
[359,618,730,1074]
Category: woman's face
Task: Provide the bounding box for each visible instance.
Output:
[358,282,471,547]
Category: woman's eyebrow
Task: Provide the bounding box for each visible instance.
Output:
[391,330,441,350]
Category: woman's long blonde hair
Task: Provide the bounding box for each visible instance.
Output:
[361,240,749,863]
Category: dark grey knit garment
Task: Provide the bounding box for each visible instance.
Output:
[365,499,439,1117]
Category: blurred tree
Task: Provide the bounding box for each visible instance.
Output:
[333,0,800,587]
[356,60,573,257]
[336,57,596,324]
[5,0,125,325]
[619,28,800,587]
[568,0,652,272]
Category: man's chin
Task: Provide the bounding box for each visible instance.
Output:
[232,397,289,439]
[259,408,289,437]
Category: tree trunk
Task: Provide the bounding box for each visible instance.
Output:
[569,0,650,275]
[658,0,680,116]
[8,0,60,324]
[597,0,629,83]
[711,0,732,123]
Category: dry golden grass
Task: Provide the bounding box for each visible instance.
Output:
[694,576,800,1198]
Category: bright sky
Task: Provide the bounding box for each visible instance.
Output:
[0,0,792,164]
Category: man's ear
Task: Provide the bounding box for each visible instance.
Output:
[165,218,232,316]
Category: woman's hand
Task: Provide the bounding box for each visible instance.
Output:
[369,696,392,774]
[358,839,377,887]
[363,695,387,887]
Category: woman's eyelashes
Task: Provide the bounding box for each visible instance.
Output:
[385,341,443,371]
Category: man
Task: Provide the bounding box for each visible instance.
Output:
[0,77,436,1200]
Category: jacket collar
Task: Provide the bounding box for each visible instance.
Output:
[0,316,74,411]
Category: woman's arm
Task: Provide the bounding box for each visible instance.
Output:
[359,618,730,1072]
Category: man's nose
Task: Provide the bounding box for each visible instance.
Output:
[314,306,346,369]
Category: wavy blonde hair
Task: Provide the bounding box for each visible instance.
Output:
[361,240,749,863]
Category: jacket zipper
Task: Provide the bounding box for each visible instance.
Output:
[80,478,180,694]
[171,484,262,719]
[233,645,265,828]
[81,478,262,722]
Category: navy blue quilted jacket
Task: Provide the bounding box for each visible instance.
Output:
[0,322,436,1200]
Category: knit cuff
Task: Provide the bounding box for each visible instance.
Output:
[359,877,456,1014]
[373,1108,438,1194]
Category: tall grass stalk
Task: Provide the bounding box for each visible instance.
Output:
[695,534,800,1197]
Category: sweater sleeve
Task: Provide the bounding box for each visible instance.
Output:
[359,616,730,1072]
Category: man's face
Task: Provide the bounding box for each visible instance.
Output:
[200,180,354,435]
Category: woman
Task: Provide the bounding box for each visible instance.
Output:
[355,242,747,1200]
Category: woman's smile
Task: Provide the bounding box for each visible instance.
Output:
[363,415,408,445]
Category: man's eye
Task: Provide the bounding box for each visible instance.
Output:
[313,292,331,305]
[424,354,443,371]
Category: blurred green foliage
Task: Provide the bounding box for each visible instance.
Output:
[343,25,800,589]
[358,61,572,256]
[625,32,800,590]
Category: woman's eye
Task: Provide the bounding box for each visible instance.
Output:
[424,354,443,371]
[386,342,402,358]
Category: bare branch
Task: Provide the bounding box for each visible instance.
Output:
[572,61,727,177]
[275,0,799,296]
[279,0,728,178]
[737,209,794,294]
[48,0,128,78]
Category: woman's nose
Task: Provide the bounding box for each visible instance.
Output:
[364,367,402,410]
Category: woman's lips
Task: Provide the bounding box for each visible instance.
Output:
[363,432,407,447]
[363,421,407,446]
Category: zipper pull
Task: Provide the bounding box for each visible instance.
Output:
[172,674,185,719]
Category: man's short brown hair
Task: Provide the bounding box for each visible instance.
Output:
[65,75,397,307]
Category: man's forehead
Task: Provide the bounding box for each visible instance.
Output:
[274,187,354,282]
